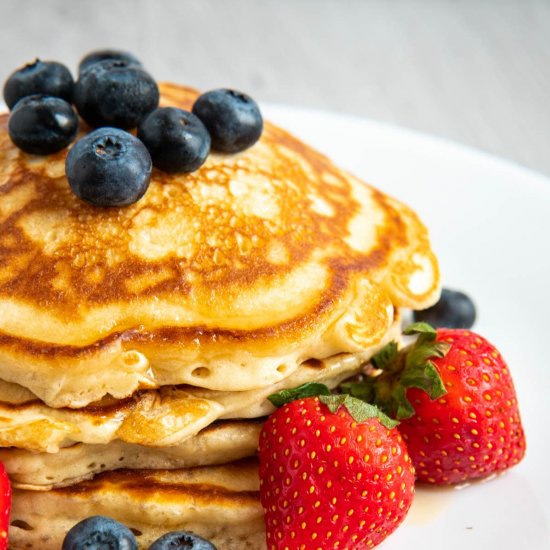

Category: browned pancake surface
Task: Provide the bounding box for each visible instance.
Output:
[10,459,264,549]
[0,84,439,406]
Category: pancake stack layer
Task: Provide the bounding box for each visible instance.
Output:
[0,83,440,549]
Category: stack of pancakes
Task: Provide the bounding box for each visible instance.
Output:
[0,83,440,549]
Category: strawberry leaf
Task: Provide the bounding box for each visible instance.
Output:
[403,322,437,339]
[371,341,399,371]
[399,361,446,413]
[390,384,415,420]
[319,393,349,413]
[405,341,450,371]
[336,323,449,420]
[340,379,376,402]
[319,394,399,429]
[268,382,331,407]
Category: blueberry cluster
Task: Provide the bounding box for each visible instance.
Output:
[62,515,216,549]
[3,49,263,207]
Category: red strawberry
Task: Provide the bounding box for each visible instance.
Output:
[0,463,11,550]
[258,393,415,550]
[343,323,526,485]
[399,328,526,484]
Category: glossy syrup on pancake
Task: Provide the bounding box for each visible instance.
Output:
[0,83,440,408]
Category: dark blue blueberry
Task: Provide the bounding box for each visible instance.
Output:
[61,515,138,550]
[66,127,152,207]
[8,95,79,155]
[137,107,210,173]
[3,59,74,110]
[192,89,263,153]
[148,531,217,550]
[78,49,142,76]
[413,288,477,329]
[74,59,159,129]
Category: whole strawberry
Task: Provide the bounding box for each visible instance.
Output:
[0,462,11,550]
[343,323,526,485]
[400,327,525,484]
[259,391,415,550]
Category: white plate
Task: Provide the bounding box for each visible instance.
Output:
[263,105,550,550]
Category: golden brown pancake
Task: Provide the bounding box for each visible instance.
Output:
[0,83,439,408]
[0,345,393,452]
[0,419,263,491]
[9,459,264,550]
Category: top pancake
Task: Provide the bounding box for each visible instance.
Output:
[0,83,439,407]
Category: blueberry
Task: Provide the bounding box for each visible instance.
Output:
[78,49,142,76]
[66,127,152,207]
[3,59,74,110]
[61,515,137,550]
[148,531,217,550]
[8,95,79,155]
[74,59,159,129]
[138,107,210,173]
[413,288,477,329]
[192,89,263,153]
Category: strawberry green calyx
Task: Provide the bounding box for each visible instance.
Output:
[371,340,399,370]
[319,394,399,429]
[268,382,331,407]
[402,322,449,398]
[267,383,398,428]
[341,322,450,420]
